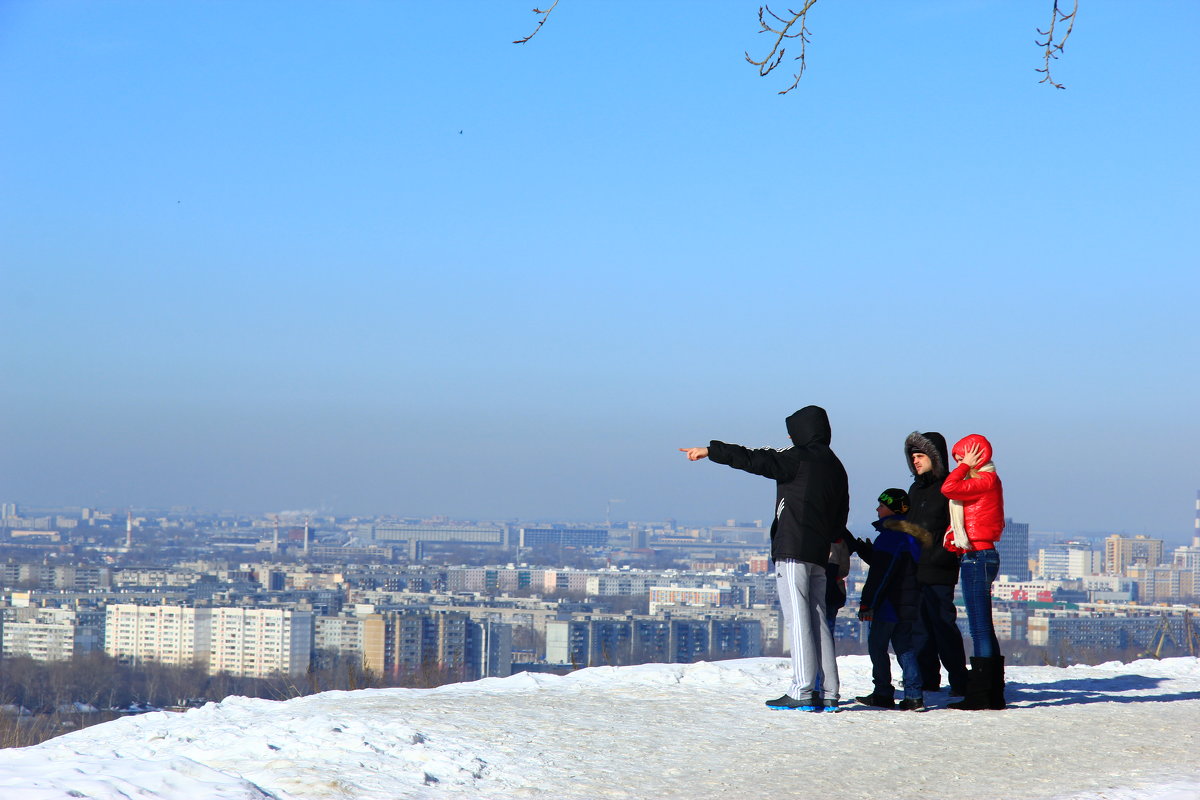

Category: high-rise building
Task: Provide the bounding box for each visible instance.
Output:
[1104,534,1165,575]
[1038,541,1099,579]
[105,604,313,677]
[207,607,313,678]
[105,604,209,668]
[996,518,1031,581]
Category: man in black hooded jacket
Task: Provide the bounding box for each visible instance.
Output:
[898,431,969,695]
[680,406,849,711]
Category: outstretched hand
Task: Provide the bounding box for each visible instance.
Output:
[679,447,709,461]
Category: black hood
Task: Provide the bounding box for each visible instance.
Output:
[786,406,831,448]
[904,431,949,478]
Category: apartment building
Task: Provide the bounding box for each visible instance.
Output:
[105,604,210,668]
[207,607,313,678]
[1105,534,1165,575]
[359,609,510,681]
[1027,608,1198,653]
[314,614,366,663]
[0,564,112,591]
[991,577,1061,603]
[1125,563,1196,603]
[545,613,762,668]
[1,607,105,661]
[105,604,313,677]
[648,585,730,614]
[1038,542,1101,579]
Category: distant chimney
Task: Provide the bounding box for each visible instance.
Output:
[1194,490,1199,548]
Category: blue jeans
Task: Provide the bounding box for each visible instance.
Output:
[867,620,922,700]
[960,549,1001,658]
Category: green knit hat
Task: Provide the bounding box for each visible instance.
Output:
[878,488,909,514]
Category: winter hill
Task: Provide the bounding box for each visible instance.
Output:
[2,656,1199,800]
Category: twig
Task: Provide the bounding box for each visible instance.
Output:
[745,1,820,94]
[1035,0,1078,89]
[513,0,561,45]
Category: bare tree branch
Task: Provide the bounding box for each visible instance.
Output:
[512,1,1079,94]
[744,2,820,94]
[513,0,561,45]
[1035,0,1078,89]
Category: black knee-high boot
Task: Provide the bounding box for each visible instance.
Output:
[989,656,1006,710]
[948,657,992,710]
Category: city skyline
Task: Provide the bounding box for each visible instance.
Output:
[3,3,1198,538]
[4,496,1197,548]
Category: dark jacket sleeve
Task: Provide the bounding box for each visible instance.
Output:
[859,535,898,610]
[851,535,876,564]
[707,441,796,481]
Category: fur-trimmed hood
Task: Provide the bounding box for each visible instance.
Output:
[887,518,935,548]
[904,431,949,479]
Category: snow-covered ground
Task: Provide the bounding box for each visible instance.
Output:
[3,655,1199,800]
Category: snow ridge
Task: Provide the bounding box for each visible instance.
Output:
[2,656,1198,800]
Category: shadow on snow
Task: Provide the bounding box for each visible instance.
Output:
[1005,673,1200,708]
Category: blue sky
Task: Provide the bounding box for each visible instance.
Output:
[2,1,1197,539]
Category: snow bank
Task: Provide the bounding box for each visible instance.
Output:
[2,656,1198,800]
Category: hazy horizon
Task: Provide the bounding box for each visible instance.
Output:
[6,497,1196,548]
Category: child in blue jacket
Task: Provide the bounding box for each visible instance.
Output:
[848,489,927,711]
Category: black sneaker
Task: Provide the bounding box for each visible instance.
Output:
[854,693,896,709]
[809,698,840,713]
[765,694,806,710]
[898,698,926,712]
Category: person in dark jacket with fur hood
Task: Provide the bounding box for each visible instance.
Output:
[899,431,969,696]
[680,405,849,712]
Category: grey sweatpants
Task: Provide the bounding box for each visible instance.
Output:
[776,559,839,700]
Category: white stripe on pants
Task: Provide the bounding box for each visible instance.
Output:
[776,560,839,699]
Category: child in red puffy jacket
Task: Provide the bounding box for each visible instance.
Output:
[941,433,1006,710]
